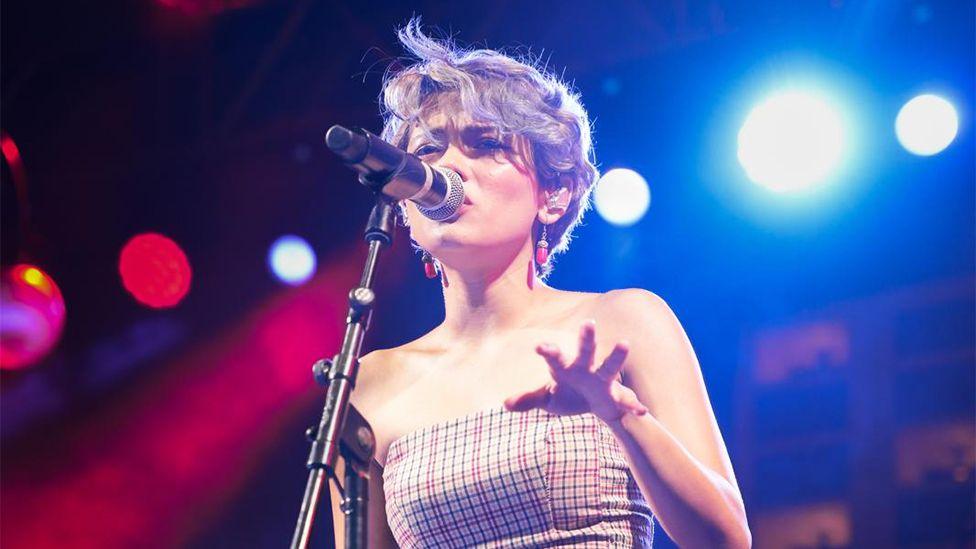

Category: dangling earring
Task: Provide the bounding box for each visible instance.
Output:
[535,224,550,266]
[421,251,438,279]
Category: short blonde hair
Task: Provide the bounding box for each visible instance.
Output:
[380,20,599,278]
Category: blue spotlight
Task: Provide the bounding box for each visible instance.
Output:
[594,168,651,226]
[268,235,316,286]
[896,94,958,156]
[737,91,846,193]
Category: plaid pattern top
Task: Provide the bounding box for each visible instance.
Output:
[383,406,655,548]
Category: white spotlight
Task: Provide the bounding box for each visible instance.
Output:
[737,91,846,193]
[268,235,316,286]
[594,168,651,226]
[896,94,958,156]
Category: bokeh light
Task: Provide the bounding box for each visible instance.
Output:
[119,233,192,308]
[0,264,66,369]
[737,90,846,193]
[594,168,651,226]
[1,133,22,164]
[895,94,959,156]
[268,235,316,286]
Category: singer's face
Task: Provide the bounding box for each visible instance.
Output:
[403,110,542,265]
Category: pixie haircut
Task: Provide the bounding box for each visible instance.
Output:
[379,20,599,278]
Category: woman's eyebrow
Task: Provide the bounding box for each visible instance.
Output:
[407,125,499,149]
[462,124,497,133]
[409,127,446,144]
[406,130,443,152]
[459,125,503,141]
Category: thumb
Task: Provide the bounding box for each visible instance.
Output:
[504,384,552,412]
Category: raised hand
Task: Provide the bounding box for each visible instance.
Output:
[504,319,649,423]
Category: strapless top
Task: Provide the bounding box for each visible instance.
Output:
[382,406,655,547]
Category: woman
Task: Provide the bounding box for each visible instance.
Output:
[332,21,751,548]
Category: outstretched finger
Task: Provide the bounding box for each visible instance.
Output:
[504,384,553,412]
[574,319,598,370]
[594,341,630,380]
[537,343,568,375]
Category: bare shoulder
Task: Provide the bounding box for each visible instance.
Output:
[591,288,688,351]
[533,287,667,331]
[355,347,395,391]
[541,287,604,321]
[595,288,671,324]
[352,330,442,412]
[351,345,408,419]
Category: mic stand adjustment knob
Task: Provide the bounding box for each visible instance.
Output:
[312,358,333,387]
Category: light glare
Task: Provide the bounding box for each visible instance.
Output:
[594,169,651,226]
[269,235,316,286]
[895,94,958,156]
[737,91,845,193]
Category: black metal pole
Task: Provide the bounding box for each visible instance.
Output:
[290,194,396,549]
[343,451,370,549]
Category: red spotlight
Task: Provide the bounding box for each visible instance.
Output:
[119,233,192,309]
[154,0,262,17]
[1,133,22,164]
[0,264,67,369]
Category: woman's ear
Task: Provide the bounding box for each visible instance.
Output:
[537,181,571,225]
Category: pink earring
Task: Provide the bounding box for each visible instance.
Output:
[421,251,438,279]
[535,224,550,265]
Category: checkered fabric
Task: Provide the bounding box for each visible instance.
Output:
[383,406,655,548]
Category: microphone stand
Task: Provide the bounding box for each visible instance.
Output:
[290,192,397,549]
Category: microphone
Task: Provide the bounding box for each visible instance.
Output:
[325,125,465,221]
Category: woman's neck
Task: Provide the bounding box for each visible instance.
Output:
[436,244,550,343]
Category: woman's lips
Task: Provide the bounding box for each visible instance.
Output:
[440,203,471,223]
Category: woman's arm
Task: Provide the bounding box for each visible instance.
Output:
[598,289,752,548]
[506,289,752,546]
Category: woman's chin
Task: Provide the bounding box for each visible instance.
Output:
[427,237,529,269]
[425,236,476,254]
[424,225,475,248]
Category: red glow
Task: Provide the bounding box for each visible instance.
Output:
[155,0,260,16]
[1,134,22,164]
[0,264,67,369]
[119,233,192,308]
[2,246,364,548]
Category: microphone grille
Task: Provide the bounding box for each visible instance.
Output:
[418,169,465,221]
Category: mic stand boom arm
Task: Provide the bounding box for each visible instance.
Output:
[290,193,397,549]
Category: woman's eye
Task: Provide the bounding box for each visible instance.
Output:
[476,138,506,150]
[413,144,442,156]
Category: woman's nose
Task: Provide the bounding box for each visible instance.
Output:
[431,144,469,182]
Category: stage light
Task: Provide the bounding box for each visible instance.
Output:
[0,264,66,369]
[268,235,316,286]
[594,169,651,226]
[119,233,192,309]
[737,91,845,193]
[895,94,958,156]
[154,0,259,16]
[1,134,22,164]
